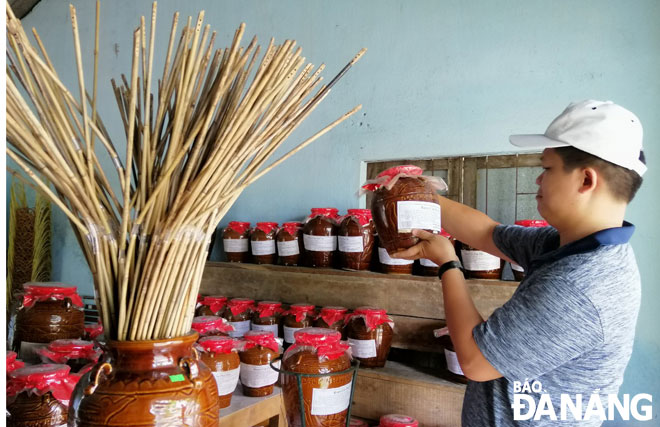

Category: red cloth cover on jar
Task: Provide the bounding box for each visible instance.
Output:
[243,331,280,353]
[283,303,316,322]
[317,307,348,326]
[37,339,102,364]
[227,298,255,316]
[345,307,394,331]
[198,336,243,354]
[7,364,79,406]
[192,316,235,335]
[285,328,351,361]
[22,283,84,308]
[255,301,283,318]
[255,222,279,234]
[281,222,303,236]
[200,296,228,314]
[227,221,251,234]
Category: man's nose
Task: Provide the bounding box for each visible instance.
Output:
[535,172,543,185]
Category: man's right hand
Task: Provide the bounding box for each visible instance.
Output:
[391,229,459,266]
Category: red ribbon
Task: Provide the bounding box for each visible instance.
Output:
[227,221,251,235]
[228,299,255,316]
[243,331,280,353]
[281,222,302,236]
[22,284,83,308]
[284,304,315,323]
[255,222,279,235]
[318,307,348,326]
[345,307,394,331]
[7,364,79,406]
[255,302,283,318]
[201,296,228,314]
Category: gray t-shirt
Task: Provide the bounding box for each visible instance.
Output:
[461,223,640,426]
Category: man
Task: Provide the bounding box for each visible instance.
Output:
[393,100,645,425]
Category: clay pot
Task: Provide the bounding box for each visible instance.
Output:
[68,332,219,426]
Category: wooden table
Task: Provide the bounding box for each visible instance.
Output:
[219,384,286,426]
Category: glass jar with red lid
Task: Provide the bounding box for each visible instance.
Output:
[345,307,394,368]
[6,351,25,375]
[192,316,235,338]
[314,306,348,337]
[7,364,78,426]
[222,221,251,263]
[511,219,549,281]
[303,208,339,268]
[197,336,242,408]
[281,328,353,426]
[223,298,255,338]
[251,222,279,265]
[460,243,503,280]
[338,209,376,271]
[37,339,102,375]
[239,331,281,397]
[362,165,443,254]
[15,282,85,363]
[251,301,284,338]
[417,229,455,277]
[277,222,304,266]
[379,414,419,427]
[434,327,467,384]
[195,295,228,317]
[282,303,316,346]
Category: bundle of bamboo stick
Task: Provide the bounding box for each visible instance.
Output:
[6,2,364,340]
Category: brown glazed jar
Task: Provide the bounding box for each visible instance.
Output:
[197,336,242,408]
[511,220,549,281]
[69,332,219,426]
[345,307,394,368]
[223,298,255,338]
[222,221,251,263]
[37,339,102,375]
[251,301,284,338]
[460,243,503,279]
[7,364,77,427]
[417,229,455,277]
[338,209,376,271]
[435,327,467,384]
[378,246,413,274]
[281,328,353,426]
[239,331,281,397]
[277,222,304,266]
[303,208,339,268]
[363,165,442,254]
[251,222,279,265]
[195,295,228,317]
[191,316,235,338]
[314,306,348,337]
[379,414,420,427]
[15,283,85,363]
[283,303,316,346]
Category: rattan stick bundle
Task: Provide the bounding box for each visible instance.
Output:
[6,1,365,340]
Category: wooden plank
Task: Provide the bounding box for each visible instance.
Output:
[476,153,542,169]
[352,361,464,426]
[201,262,517,320]
[219,384,285,426]
[462,157,478,208]
[390,316,445,353]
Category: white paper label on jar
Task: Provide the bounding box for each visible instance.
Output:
[378,247,413,266]
[396,201,441,232]
[311,381,353,416]
[283,325,302,344]
[348,338,377,358]
[223,238,248,253]
[277,239,300,256]
[460,249,500,271]
[303,234,337,251]
[251,322,279,337]
[511,263,524,272]
[20,342,48,364]
[251,239,276,256]
[444,349,464,376]
[420,258,439,267]
[240,360,280,388]
[212,367,240,396]
[338,236,364,253]
[228,320,251,338]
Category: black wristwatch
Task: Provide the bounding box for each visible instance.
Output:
[438,260,464,279]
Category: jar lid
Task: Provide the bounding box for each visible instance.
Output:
[255,301,284,318]
[280,222,303,235]
[201,295,228,313]
[198,336,241,354]
[347,307,394,331]
[310,207,340,219]
[286,303,316,322]
[227,298,255,316]
[84,322,104,339]
[318,306,348,326]
[9,363,70,383]
[361,165,424,192]
[255,222,279,235]
[285,327,350,361]
[22,282,83,308]
[7,364,77,404]
[344,209,373,226]
[379,414,419,427]
[515,219,549,228]
[39,340,101,365]
[192,316,234,334]
[353,306,387,316]
[243,330,280,353]
[226,221,251,235]
[48,339,95,352]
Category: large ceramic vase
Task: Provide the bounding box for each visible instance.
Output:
[68,332,219,426]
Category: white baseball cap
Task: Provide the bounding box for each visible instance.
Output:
[509,100,646,176]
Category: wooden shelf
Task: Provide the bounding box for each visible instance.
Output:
[219,384,285,426]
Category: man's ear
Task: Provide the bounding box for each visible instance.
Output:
[579,167,598,194]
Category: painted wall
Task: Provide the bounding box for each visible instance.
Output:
[17,0,659,423]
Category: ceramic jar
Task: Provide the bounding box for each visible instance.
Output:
[239,331,281,397]
[197,336,242,408]
[345,307,394,368]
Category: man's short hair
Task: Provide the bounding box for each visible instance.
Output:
[554,146,643,203]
